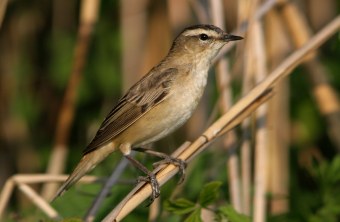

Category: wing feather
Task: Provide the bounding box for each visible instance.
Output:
[83,67,178,154]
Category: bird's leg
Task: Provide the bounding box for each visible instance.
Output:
[133,147,187,184]
[124,155,160,203]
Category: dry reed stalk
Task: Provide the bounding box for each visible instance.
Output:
[239,61,254,214]
[201,207,215,222]
[238,0,256,215]
[238,0,258,215]
[42,0,100,200]
[240,60,254,216]
[279,0,340,152]
[240,118,252,215]
[252,21,269,222]
[148,197,160,222]
[210,0,242,212]
[18,183,60,219]
[237,0,251,26]
[0,174,98,219]
[267,84,290,214]
[0,178,14,218]
[103,16,340,221]
[265,10,291,214]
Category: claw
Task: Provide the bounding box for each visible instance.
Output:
[137,174,160,204]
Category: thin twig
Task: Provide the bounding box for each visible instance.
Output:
[84,158,131,222]
[103,15,340,221]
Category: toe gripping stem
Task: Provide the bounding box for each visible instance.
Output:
[134,148,187,184]
[125,148,187,205]
[124,155,160,204]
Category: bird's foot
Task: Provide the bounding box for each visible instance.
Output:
[153,157,187,184]
[125,154,161,205]
[133,147,188,184]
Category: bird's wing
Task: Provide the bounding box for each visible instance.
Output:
[83,67,178,154]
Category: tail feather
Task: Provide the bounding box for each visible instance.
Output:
[52,152,101,201]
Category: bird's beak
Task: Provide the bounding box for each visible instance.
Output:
[224,34,243,42]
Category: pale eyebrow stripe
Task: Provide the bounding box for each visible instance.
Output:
[183,29,218,37]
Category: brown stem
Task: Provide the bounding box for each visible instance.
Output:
[41,0,100,200]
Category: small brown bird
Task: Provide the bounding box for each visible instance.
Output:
[53,24,242,201]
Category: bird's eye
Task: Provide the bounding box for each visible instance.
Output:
[199,34,209,41]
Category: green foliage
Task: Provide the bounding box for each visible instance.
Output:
[184,208,202,222]
[165,156,340,222]
[218,205,251,222]
[164,198,197,215]
[272,154,340,222]
[307,156,340,222]
[199,181,222,207]
[165,181,250,222]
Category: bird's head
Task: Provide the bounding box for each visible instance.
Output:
[169,24,243,61]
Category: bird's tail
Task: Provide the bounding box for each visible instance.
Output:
[52,152,103,201]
